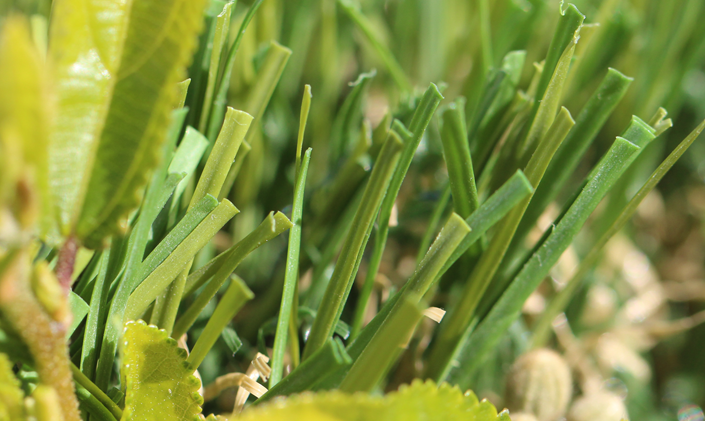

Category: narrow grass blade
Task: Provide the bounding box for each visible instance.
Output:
[95,110,189,390]
[531,118,705,348]
[167,127,209,219]
[337,0,413,92]
[74,384,118,421]
[174,212,293,338]
[257,339,352,403]
[198,1,235,133]
[70,363,122,421]
[151,109,252,332]
[79,251,110,380]
[340,293,423,393]
[329,70,375,168]
[195,108,253,203]
[517,30,579,162]
[416,184,452,264]
[348,85,442,338]
[305,173,532,390]
[430,108,574,374]
[449,137,642,387]
[302,129,405,360]
[138,195,219,285]
[187,276,254,369]
[441,98,479,218]
[123,199,238,321]
[207,0,264,142]
[533,4,585,106]
[270,87,314,387]
[514,68,634,250]
[229,41,292,205]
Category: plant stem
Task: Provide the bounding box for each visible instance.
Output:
[0,250,81,421]
[55,235,78,292]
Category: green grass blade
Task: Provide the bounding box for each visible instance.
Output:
[270,149,312,386]
[94,110,189,390]
[517,30,579,162]
[402,213,471,298]
[74,384,118,421]
[441,98,479,219]
[195,108,253,204]
[270,87,314,387]
[151,109,252,333]
[167,127,209,219]
[207,0,264,142]
[449,136,642,387]
[228,41,292,207]
[348,85,442,336]
[303,172,532,390]
[329,70,376,168]
[123,199,238,321]
[71,363,122,421]
[138,195,220,285]
[174,212,293,338]
[187,275,254,369]
[337,0,413,92]
[302,129,405,360]
[79,251,111,381]
[513,68,634,250]
[198,1,235,133]
[531,118,705,348]
[533,4,585,105]
[415,184,452,265]
[431,108,574,365]
[340,293,423,393]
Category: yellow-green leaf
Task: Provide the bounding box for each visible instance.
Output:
[0,353,26,421]
[0,16,54,239]
[121,320,203,421]
[48,0,209,247]
[239,380,508,421]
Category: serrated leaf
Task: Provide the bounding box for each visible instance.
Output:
[241,380,506,421]
[48,0,209,247]
[121,320,203,421]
